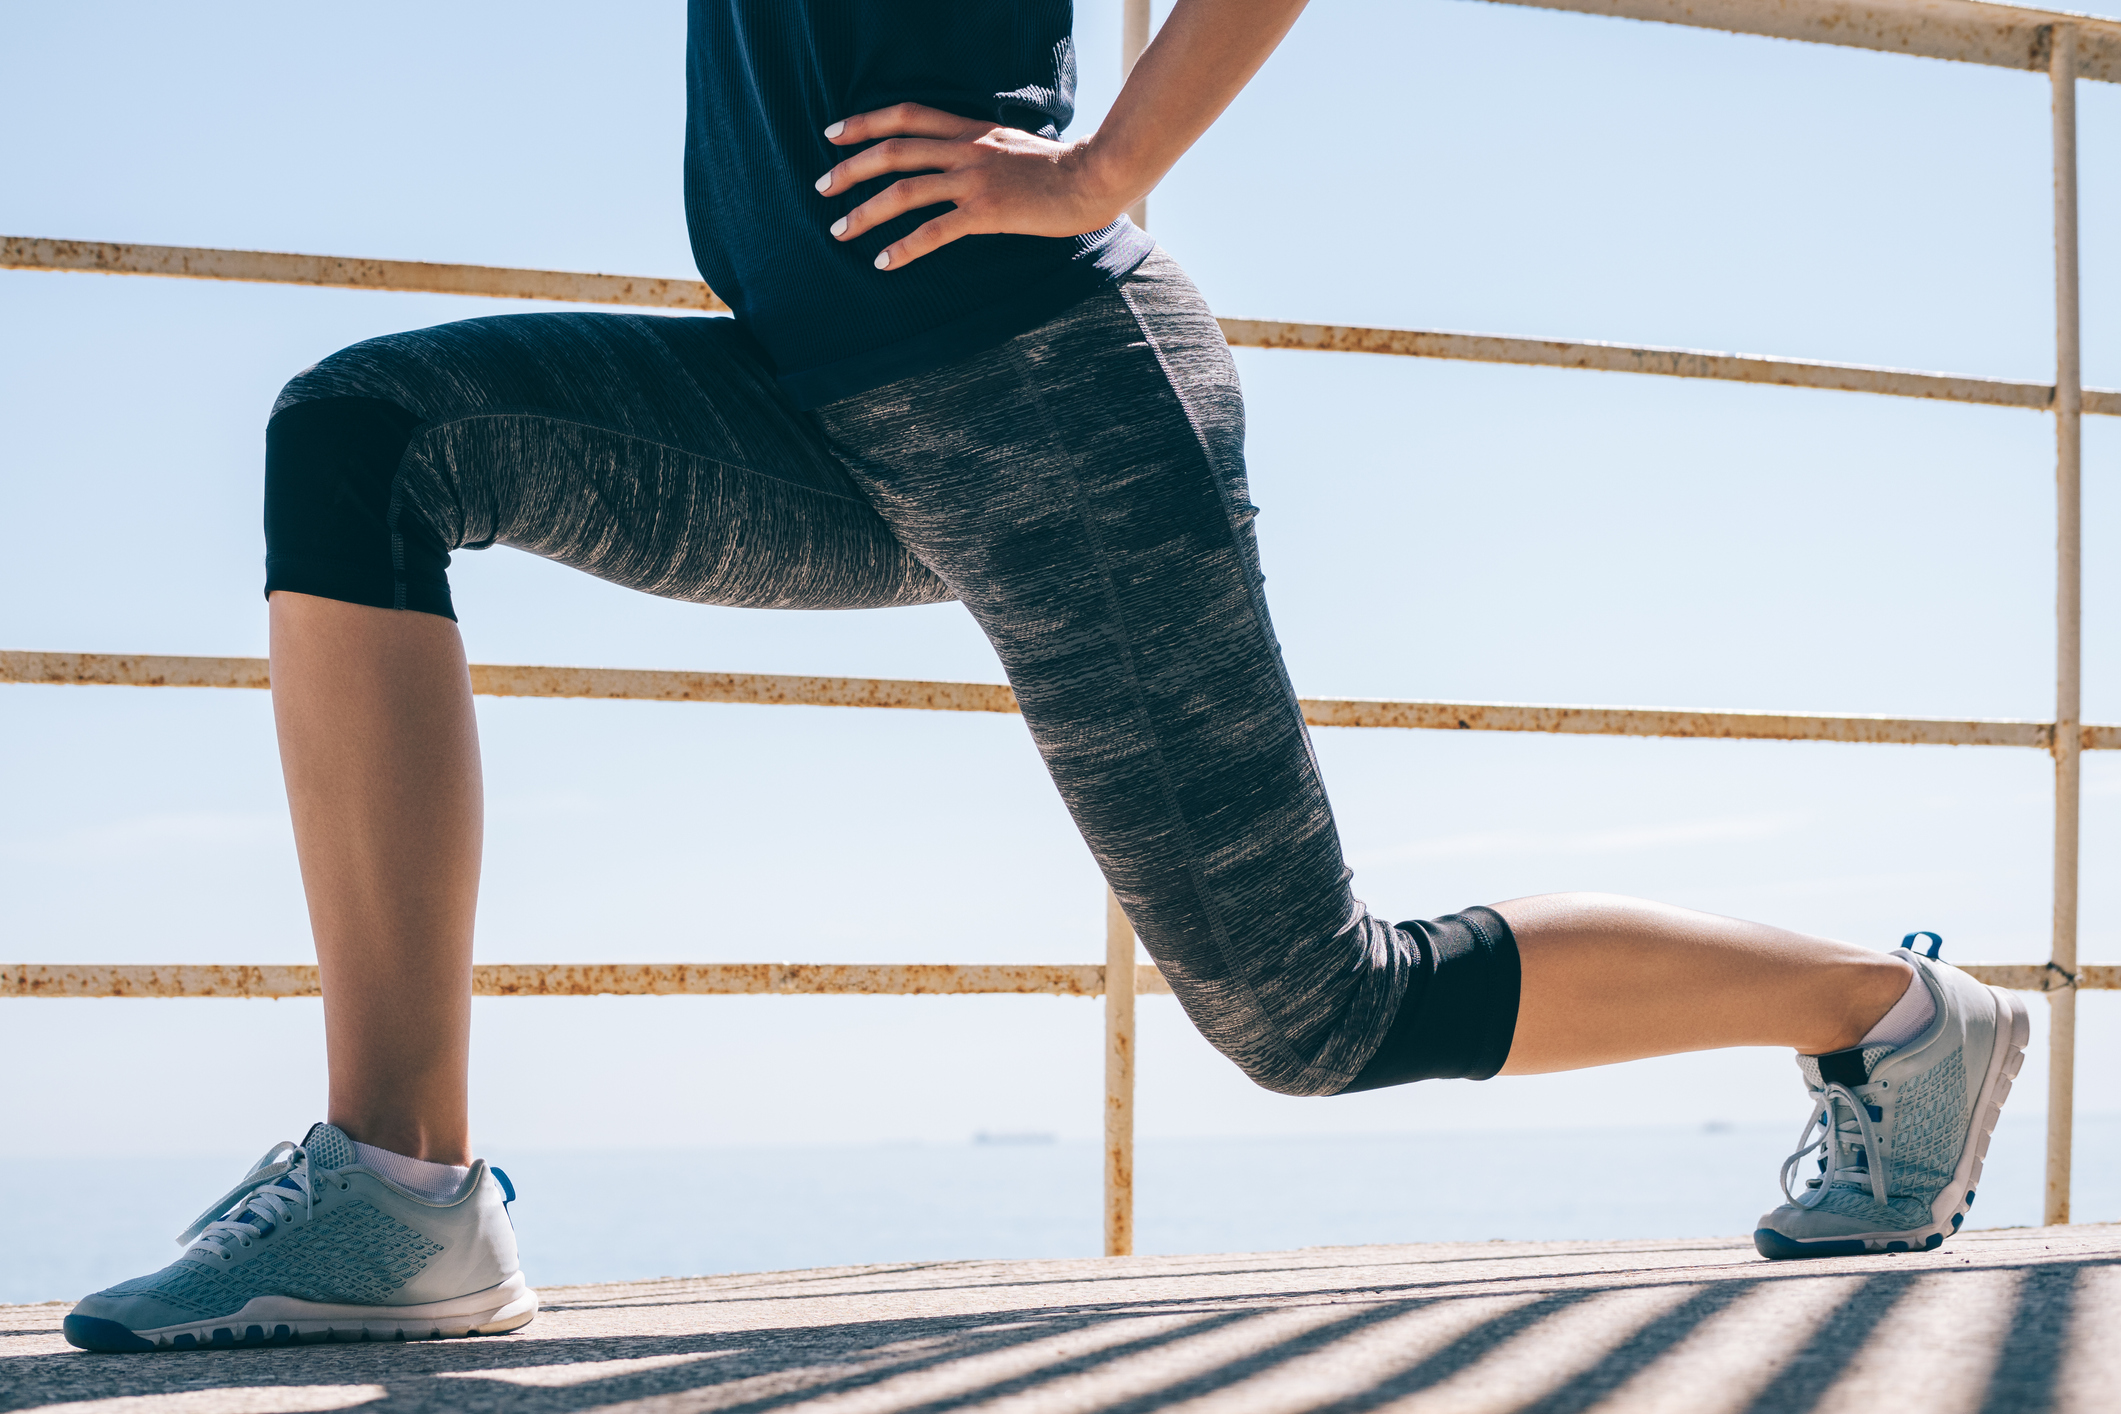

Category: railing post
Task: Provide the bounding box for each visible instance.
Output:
[1103,4,1151,1258]
[1121,0,1151,228]
[1103,884,1137,1257]
[2045,22,2083,1230]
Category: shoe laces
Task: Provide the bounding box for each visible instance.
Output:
[176,1140,332,1259]
[1780,1081,1889,1209]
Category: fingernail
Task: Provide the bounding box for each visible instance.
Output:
[874,251,892,270]
[814,172,833,194]
[830,217,848,237]
[824,120,845,139]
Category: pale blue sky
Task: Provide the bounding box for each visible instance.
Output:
[1,2,2115,1183]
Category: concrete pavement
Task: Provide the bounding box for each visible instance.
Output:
[6,1224,2117,1413]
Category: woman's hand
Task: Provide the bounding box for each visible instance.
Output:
[818,0,1310,272]
[816,103,1126,271]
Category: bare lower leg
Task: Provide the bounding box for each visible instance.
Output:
[270,592,481,1164]
[1492,892,1913,1075]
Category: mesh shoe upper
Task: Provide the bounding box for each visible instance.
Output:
[1789,1041,1970,1230]
[72,1123,522,1333]
[98,1201,451,1316]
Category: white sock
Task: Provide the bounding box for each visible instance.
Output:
[1858,956,1937,1051]
[351,1140,472,1201]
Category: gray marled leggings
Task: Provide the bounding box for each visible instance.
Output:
[264,249,1520,1095]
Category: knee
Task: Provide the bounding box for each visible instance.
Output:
[1238,1063,1333,1099]
[270,329,427,422]
[263,382,446,618]
[265,337,429,515]
[264,392,425,530]
[1195,1023,1354,1099]
[1182,908,1524,1099]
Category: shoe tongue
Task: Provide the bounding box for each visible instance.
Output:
[300,1122,359,1172]
[1815,1048,1871,1088]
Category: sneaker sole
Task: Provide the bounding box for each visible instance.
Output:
[62,1271,538,1352]
[1755,984,2031,1260]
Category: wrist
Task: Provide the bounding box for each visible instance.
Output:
[1069,134,1148,226]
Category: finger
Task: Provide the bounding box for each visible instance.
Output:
[825,102,985,146]
[814,137,969,197]
[832,173,958,242]
[874,208,983,271]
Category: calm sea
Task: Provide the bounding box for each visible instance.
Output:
[7,1116,2113,1305]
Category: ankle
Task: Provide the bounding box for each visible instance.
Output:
[1802,954,1919,1054]
[327,1111,471,1167]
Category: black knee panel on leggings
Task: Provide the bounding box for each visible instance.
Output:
[1339,905,1522,1090]
[263,396,456,619]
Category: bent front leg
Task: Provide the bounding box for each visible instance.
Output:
[260,310,957,1163]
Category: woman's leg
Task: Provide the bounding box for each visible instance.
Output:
[1495,893,1914,1074]
[263,311,950,1161]
[270,593,481,1163]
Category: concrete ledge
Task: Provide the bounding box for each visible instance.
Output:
[5,1225,2117,1412]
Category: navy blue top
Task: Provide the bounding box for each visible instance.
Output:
[685,1,1155,408]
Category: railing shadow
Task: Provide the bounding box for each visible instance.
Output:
[1512,1281,1753,1414]
[1974,1263,2083,1414]
[1730,1271,1920,1414]
[4,1251,2113,1414]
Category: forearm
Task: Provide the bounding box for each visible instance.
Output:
[1080,0,1311,214]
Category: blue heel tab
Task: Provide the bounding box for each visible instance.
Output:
[1900,931,1943,959]
[491,1166,516,1204]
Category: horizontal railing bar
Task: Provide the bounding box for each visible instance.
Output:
[1482,0,2121,84]
[6,649,2114,750]
[0,236,728,313]
[1962,963,2119,992]
[9,237,2116,418]
[0,962,1177,1000]
[1220,320,2121,418]
[1300,698,2074,747]
[1,961,2103,999]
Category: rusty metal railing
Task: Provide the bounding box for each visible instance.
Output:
[9,237,2118,421]
[1485,0,2121,80]
[0,962,1178,1001]
[2,0,2112,1250]
[10,650,2119,750]
[5,959,2102,1001]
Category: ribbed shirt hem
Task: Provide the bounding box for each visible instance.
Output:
[785,227,1157,410]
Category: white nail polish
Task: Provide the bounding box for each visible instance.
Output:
[824,120,845,139]
[830,217,848,237]
[874,251,891,270]
[814,173,832,193]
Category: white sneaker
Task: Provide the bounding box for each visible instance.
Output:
[1754,936,2030,1259]
[65,1123,537,1351]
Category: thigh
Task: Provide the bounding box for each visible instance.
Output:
[275,311,951,611]
[818,255,1411,1097]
